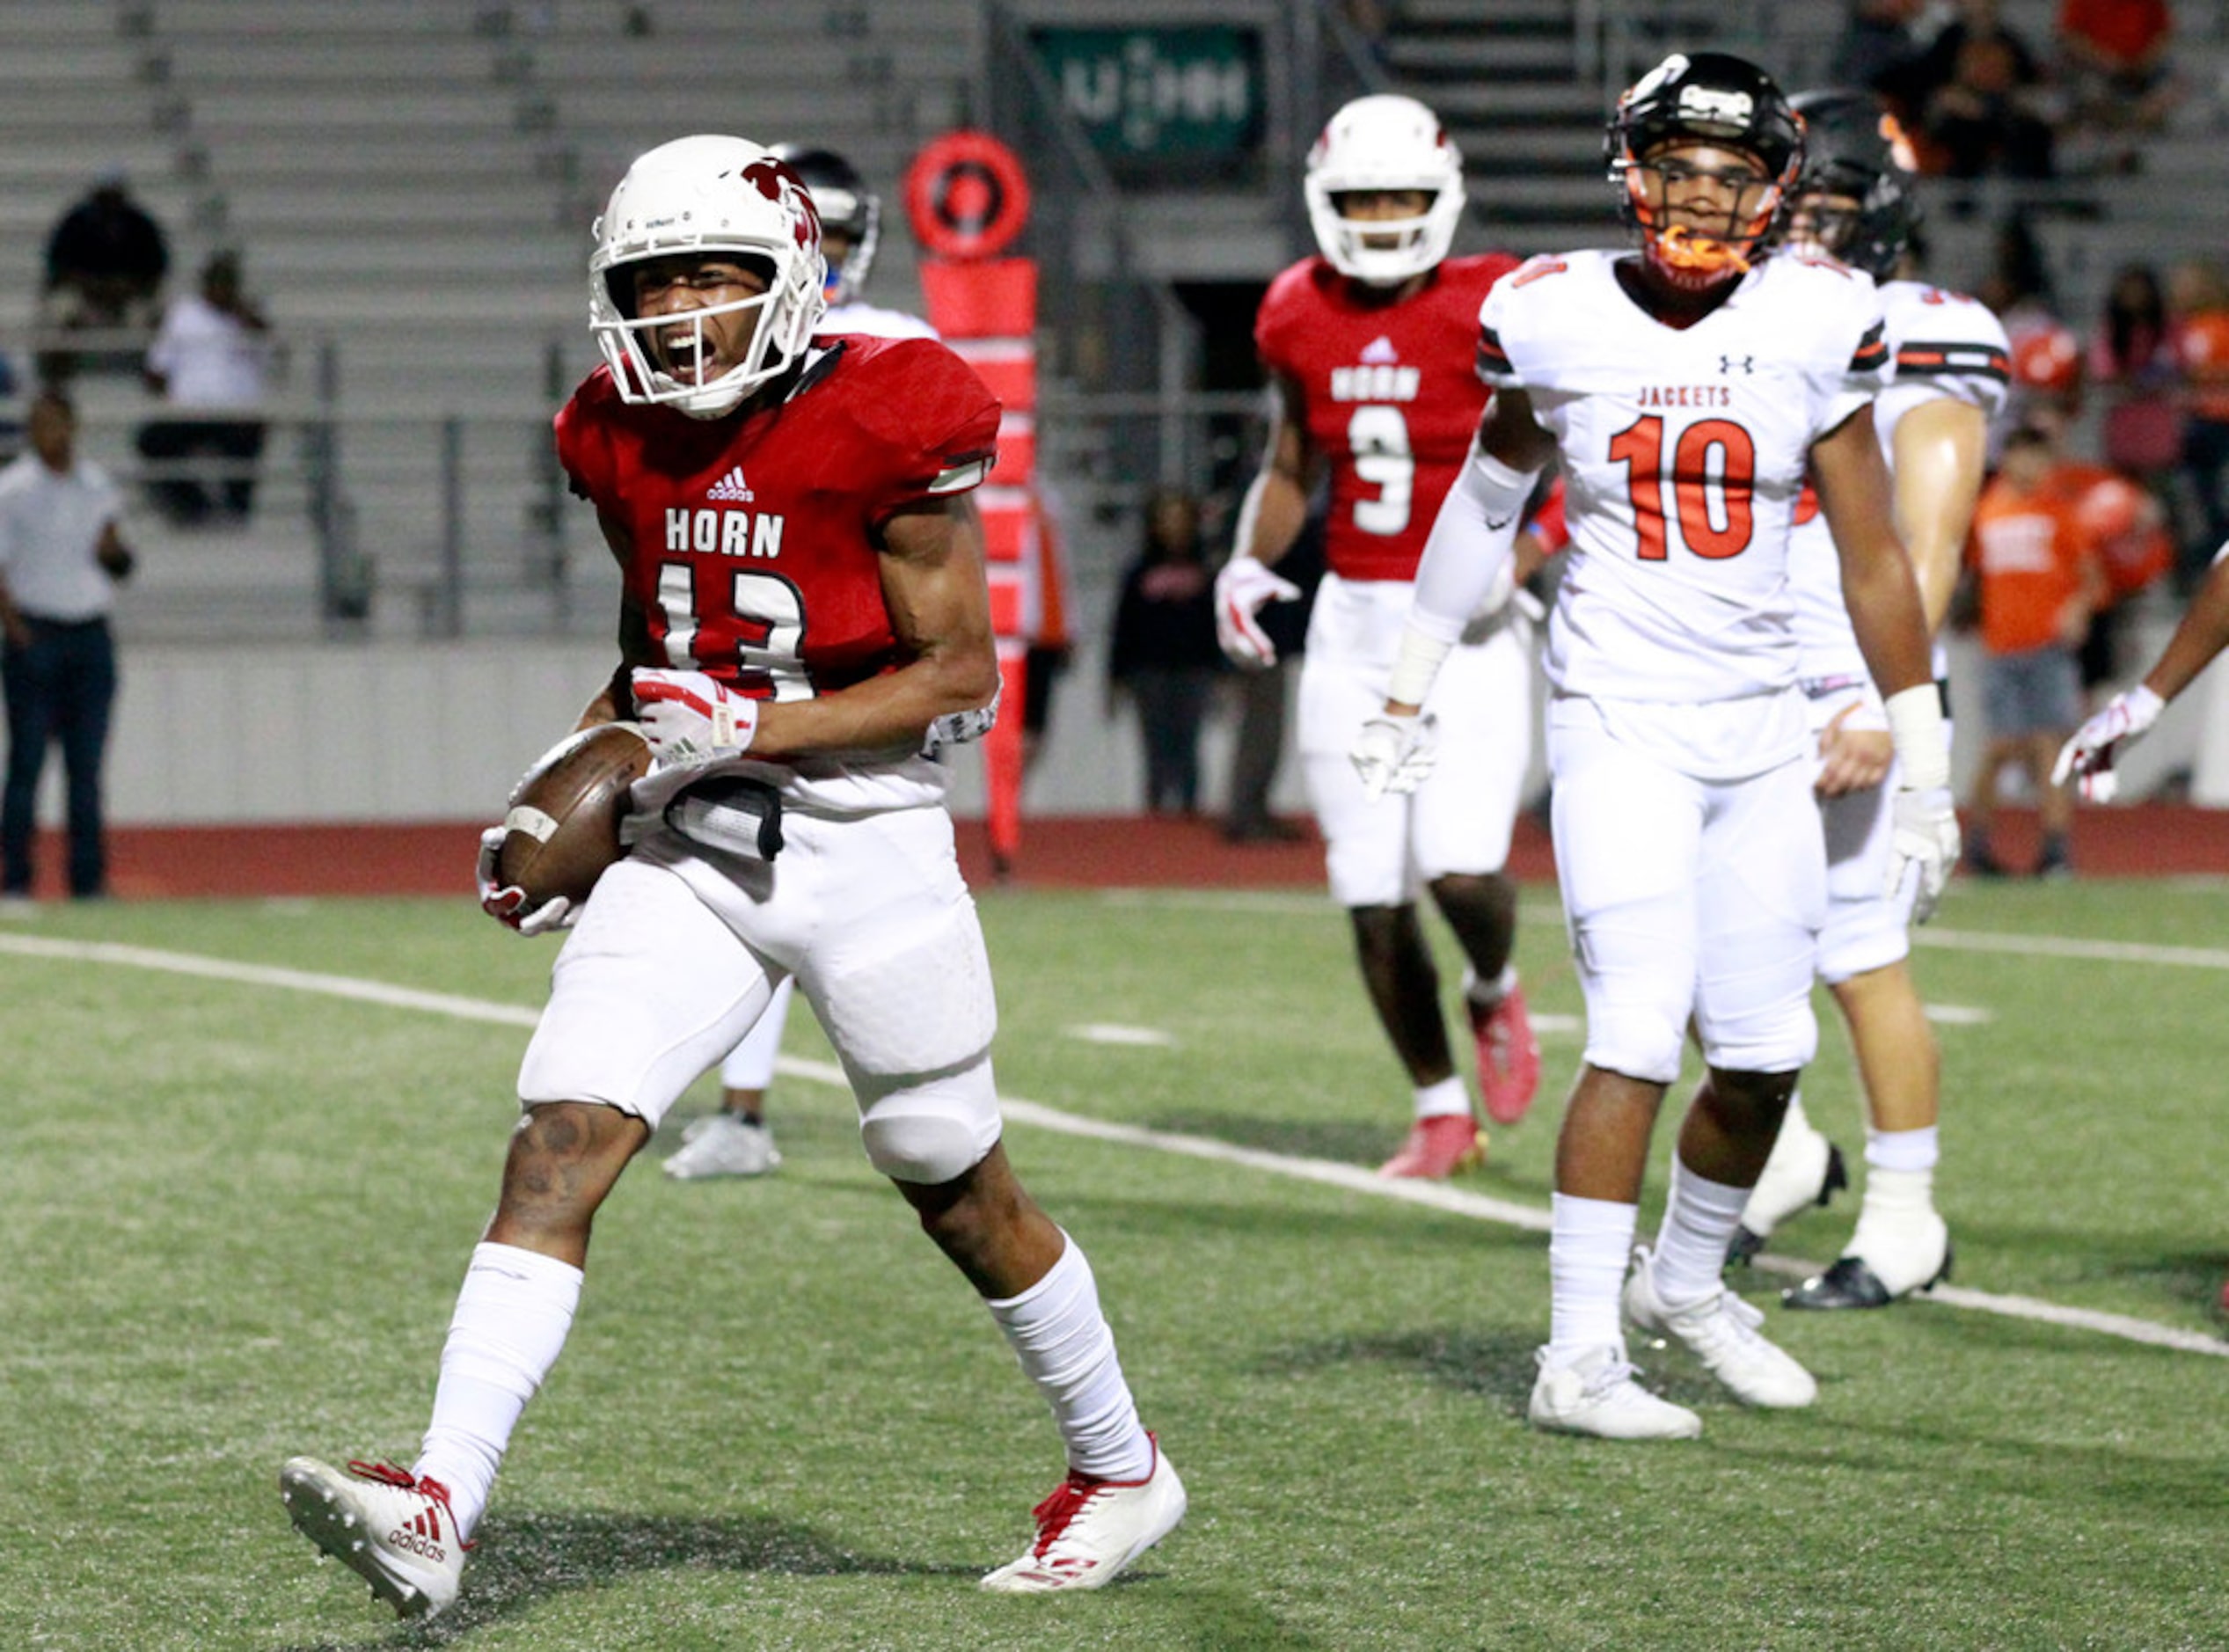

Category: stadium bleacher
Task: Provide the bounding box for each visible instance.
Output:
[6,1,2228,820]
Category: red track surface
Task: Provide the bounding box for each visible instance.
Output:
[15,804,2229,903]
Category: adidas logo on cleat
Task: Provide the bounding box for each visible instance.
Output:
[388,1508,448,1560]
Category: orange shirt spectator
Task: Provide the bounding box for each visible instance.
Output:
[2175,307,2229,424]
[2051,460,2171,602]
[1969,445,2104,655]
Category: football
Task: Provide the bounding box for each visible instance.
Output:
[495,722,653,908]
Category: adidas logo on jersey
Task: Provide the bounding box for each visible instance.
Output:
[705,465,754,502]
[1361,335,1400,364]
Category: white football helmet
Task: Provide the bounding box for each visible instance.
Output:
[1304,95,1466,287]
[588,134,829,419]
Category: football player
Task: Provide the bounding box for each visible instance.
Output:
[664,142,938,1184]
[1216,92,1543,1180]
[1356,54,1957,1438]
[1728,89,2009,1310]
[2056,541,2229,798]
[280,135,1182,1617]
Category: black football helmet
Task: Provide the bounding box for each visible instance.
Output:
[1782,89,1918,281]
[1605,52,1804,289]
[768,143,879,305]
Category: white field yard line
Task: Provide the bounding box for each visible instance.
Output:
[4,931,2225,1361]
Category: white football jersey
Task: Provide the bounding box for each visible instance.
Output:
[1787,279,2011,683]
[1479,248,1888,703]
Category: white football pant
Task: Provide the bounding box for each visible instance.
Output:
[1547,695,1824,1084]
[1298,572,1533,909]
[520,807,1002,1185]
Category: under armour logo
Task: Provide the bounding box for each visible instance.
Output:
[1719,355,1754,375]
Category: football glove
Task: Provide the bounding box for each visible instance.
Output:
[1884,784,1960,925]
[2052,683,2164,804]
[632,668,760,767]
[475,825,580,936]
[1350,711,1438,802]
[1213,556,1303,669]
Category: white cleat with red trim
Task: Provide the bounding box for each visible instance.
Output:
[980,1436,1186,1593]
[280,1456,469,1619]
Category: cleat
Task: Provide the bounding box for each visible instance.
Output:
[1785,1238,1953,1312]
[1624,1246,1816,1408]
[981,1436,1186,1593]
[1527,1344,1702,1440]
[663,1113,781,1180]
[280,1456,469,1619]
[1731,1129,1846,1260]
[1466,975,1543,1126]
[1377,1113,1486,1179]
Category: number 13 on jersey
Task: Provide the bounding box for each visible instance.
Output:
[1606,413,1758,562]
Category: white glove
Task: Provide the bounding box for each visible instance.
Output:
[475,825,579,936]
[1885,785,1960,925]
[1214,556,1303,669]
[2052,684,2164,804]
[1350,711,1438,802]
[632,668,760,767]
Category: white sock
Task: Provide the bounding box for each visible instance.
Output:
[1463,963,1519,1012]
[1851,1164,1938,1247]
[1412,1074,1472,1121]
[1547,1194,1637,1362]
[414,1242,582,1539]
[985,1237,1153,1482]
[1865,1124,1939,1174]
[1650,1157,1750,1307]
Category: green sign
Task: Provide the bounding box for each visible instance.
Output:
[1029,26,1263,166]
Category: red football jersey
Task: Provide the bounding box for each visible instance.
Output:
[1253,252,1519,582]
[555,336,1000,702]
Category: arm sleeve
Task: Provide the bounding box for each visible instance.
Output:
[1408,448,1538,642]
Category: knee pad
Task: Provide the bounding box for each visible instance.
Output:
[1581,1002,1686,1086]
[857,1060,1003,1185]
[1696,996,1817,1077]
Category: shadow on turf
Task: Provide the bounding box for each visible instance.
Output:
[271,1508,980,1648]
[1263,1325,1765,1419]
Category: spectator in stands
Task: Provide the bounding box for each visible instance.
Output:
[1919,7,2057,181]
[2057,458,2174,697]
[1108,487,1223,816]
[0,390,135,903]
[1979,214,2081,450]
[38,169,170,382]
[1962,421,2106,878]
[2056,0,2181,166]
[136,252,274,525]
[2170,259,2229,596]
[2089,263,2183,489]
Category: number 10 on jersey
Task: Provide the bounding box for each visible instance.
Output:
[1606,413,1757,562]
